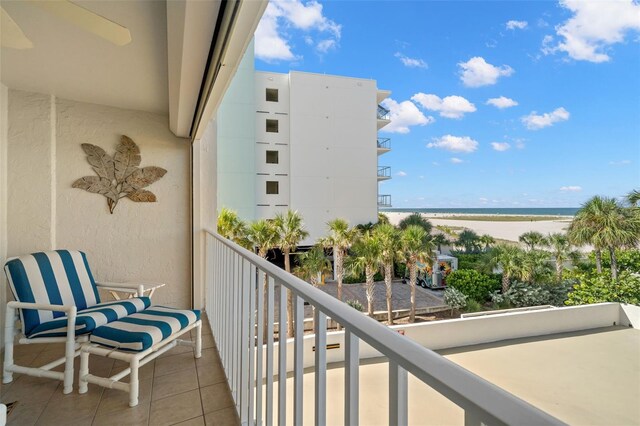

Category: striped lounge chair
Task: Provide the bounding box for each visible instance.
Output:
[3,250,161,394]
[79,306,202,406]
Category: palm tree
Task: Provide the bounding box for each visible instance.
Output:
[217,207,250,248]
[319,219,360,302]
[520,250,552,284]
[274,210,309,338]
[373,224,399,324]
[346,232,382,317]
[546,233,580,280]
[295,246,332,331]
[479,234,495,252]
[247,220,279,341]
[432,233,450,253]
[456,229,481,253]
[378,212,390,225]
[518,231,547,251]
[400,225,434,322]
[296,246,331,287]
[398,213,433,235]
[569,196,640,279]
[627,189,640,206]
[491,244,524,292]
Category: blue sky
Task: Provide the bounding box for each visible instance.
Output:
[254,0,640,208]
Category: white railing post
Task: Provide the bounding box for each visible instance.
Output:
[248,263,256,425]
[345,329,359,426]
[314,310,327,426]
[389,361,408,426]
[277,281,287,426]
[256,267,264,426]
[266,276,275,426]
[240,258,250,425]
[294,295,304,425]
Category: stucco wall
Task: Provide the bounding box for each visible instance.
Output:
[1,83,8,348]
[5,89,191,308]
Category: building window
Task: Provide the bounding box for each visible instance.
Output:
[266,150,279,164]
[266,119,279,133]
[266,181,279,194]
[266,88,279,102]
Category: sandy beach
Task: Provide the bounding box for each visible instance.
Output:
[385,212,572,243]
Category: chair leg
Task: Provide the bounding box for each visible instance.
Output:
[3,306,15,384]
[63,308,78,394]
[195,321,202,359]
[79,349,89,394]
[129,358,139,407]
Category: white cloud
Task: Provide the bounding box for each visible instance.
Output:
[411,93,476,119]
[394,52,428,69]
[560,186,582,192]
[479,197,489,203]
[396,170,407,177]
[458,57,514,87]
[521,107,570,130]
[316,39,336,53]
[491,142,511,152]
[609,160,632,166]
[428,135,479,153]
[431,162,440,167]
[255,0,341,62]
[486,96,518,109]
[380,98,434,134]
[450,157,464,164]
[506,20,528,30]
[543,0,640,63]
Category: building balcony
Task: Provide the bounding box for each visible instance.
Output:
[378,166,391,181]
[377,137,391,155]
[377,104,391,130]
[378,194,392,207]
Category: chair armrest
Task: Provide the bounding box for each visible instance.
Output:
[95,281,165,298]
[7,300,77,314]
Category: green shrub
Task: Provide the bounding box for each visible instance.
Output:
[447,269,501,302]
[444,287,467,312]
[346,299,364,312]
[565,271,640,305]
[491,281,572,308]
[343,271,383,284]
[395,262,407,279]
[465,299,483,313]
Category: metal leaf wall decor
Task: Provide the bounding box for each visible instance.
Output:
[72,135,167,214]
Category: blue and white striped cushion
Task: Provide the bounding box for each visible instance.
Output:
[4,250,101,335]
[90,306,201,352]
[27,297,151,338]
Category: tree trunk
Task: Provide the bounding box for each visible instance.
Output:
[385,262,393,324]
[365,266,375,317]
[556,261,563,282]
[409,261,417,323]
[284,248,294,338]
[502,273,510,293]
[609,247,618,280]
[595,249,602,274]
[335,248,344,331]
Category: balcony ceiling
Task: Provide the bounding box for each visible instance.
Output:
[1,1,172,114]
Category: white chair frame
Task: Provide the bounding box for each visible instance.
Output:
[79,319,202,406]
[2,281,159,394]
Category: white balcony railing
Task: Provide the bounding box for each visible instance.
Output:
[204,229,562,425]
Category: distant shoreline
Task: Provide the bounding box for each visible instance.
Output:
[381,207,578,217]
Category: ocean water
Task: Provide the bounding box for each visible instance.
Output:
[380,207,579,216]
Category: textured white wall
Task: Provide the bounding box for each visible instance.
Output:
[5,90,191,308]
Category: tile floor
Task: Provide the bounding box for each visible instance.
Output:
[1,315,239,426]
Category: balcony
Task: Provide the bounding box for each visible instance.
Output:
[378,166,391,181]
[377,137,391,155]
[378,194,392,207]
[377,104,391,130]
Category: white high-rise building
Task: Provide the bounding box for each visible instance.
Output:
[217,43,391,244]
